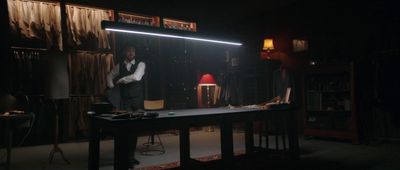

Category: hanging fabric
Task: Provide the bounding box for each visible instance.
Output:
[68,51,115,95]
[7,0,63,51]
[62,96,103,138]
[11,48,46,94]
[66,5,113,50]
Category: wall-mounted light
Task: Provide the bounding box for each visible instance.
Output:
[261,38,274,60]
[263,38,274,51]
[102,21,242,46]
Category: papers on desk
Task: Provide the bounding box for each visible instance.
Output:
[243,104,262,109]
[227,104,266,109]
[228,102,291,110]
[2,110,25,116]
[112,112,144,119]
[96,110,147,120]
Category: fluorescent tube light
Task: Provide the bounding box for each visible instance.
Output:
[105,28,242,46]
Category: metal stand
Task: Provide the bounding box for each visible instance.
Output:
[140,133,165,156]
[47,100,70,165]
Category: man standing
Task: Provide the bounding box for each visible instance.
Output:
[107,45,145,167]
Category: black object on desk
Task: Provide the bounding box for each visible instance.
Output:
[111,112,144,119]
[143,112,159,118]
[91,102,113,114]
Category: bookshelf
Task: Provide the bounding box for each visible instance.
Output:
[303,62,358,143]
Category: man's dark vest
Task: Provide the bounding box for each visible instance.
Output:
[118,60,144,98]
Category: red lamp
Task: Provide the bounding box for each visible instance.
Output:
[198,74,216,86]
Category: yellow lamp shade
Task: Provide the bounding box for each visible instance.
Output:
[263,38,274,50]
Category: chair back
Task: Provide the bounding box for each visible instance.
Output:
[144,100,164,110]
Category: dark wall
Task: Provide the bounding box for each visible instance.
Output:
[114,32,242,108]
[0,0,11,95]
[4,0,399,143]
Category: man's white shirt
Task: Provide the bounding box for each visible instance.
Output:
[107,59,145,88]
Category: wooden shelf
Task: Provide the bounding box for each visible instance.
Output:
[303,62,358,144]
[307,90,350,93]
[304,128,358,144]
[306,64,351,75]
[306,110,352,113]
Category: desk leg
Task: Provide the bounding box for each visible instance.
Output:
[245,120,254,154]
[88,121,100,170]
[220,121,233,167]
[179,127,190,168]
[114,131,129,170]
[286,111,299,159]
[5,121,12,170]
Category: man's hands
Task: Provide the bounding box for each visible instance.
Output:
[107,79,123,89]
[115,79,123,85]
[114,78,126,84]
[109,77,130,89]
[114,78,127,85]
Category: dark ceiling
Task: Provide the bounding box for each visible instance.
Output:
[115,0,297,19]
[114,0,299,31]
[72,0,399,38]
[109,0,400,36]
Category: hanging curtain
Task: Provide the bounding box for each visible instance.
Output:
[66,5,113,50]
[7,0,63,50]
[68,51,115,95]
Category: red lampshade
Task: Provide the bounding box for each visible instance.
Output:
[198,74,216,86]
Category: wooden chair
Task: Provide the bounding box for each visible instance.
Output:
[258,116,287,154]
[140,100,166,156]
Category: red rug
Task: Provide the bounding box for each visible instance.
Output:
[134,150,245,170]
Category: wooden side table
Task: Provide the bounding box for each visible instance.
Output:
[0,114,33,170]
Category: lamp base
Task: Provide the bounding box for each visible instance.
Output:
[48,145,70,164]
[42,145,70,169]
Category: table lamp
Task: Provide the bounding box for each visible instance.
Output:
[197,73,219,132]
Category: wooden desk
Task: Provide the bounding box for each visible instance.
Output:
[88,107,299,170]
[0,114,33,170]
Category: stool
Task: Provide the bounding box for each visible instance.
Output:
[140,100,166,156]
[141,133,165,156]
